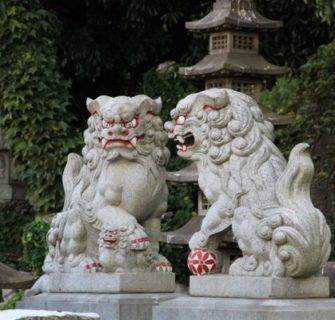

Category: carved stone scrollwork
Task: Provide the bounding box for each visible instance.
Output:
[166,88,330,278]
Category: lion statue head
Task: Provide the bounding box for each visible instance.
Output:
[83,95,170,166]
[165,88,282,164]
[165,89,287,208]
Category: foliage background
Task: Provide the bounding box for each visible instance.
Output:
[0,0,334,279]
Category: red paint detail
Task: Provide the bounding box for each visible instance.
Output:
[121,130,129,136]
[131,237,150,244]
[203,252,209,260]
[203,265,209,273]
[108,131,113,136]
[104,239,117,245]
[104,140,132,149]
[138,134,145,141]
[188,248,220,275]
[156,262,171,267]
[203,105,212,111]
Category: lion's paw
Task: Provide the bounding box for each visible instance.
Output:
[153,255,172,272]
[189,231,208,250]
[81,257,103,273]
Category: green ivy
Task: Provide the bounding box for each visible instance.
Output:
[260,40,335,257]
[21,217,50,276]
[0,201,34,268]
[0,290,23,310]
[0,0,81,214]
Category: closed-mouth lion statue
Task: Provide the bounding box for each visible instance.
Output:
[42,94,172,275]
[165,88,330,278]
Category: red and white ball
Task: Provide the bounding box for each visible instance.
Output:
[187,248,222,275]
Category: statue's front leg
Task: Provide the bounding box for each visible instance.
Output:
[189,195,234,250]
[143,200,167,252]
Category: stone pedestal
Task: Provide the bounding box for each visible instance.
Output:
[30,272,175,294]
[18,292,178,320]
[152,296,335,320]
[190,275,330,298]
[0,309,99,320]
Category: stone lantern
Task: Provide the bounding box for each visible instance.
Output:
[161,163,240,273]
[0,129,25,202]
[179,0,292,124]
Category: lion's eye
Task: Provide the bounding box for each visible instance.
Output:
[102,120,114,128]
[176,115,186,125]
[125,118,137,128]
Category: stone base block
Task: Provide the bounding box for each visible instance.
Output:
[0,309,99,320]
[153,296,335,320]
[18,292,178,320]
[190,275,329,298]
[35,272,175,294]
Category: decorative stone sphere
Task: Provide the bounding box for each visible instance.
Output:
[187,248,221,275]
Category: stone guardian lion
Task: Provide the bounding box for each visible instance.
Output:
[43,94,172,274]
[165,88,330,278]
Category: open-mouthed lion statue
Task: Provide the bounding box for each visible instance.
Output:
[42,94,172,275]
[165,88,330,278]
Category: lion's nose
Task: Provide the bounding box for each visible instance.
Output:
[112,124,126,135]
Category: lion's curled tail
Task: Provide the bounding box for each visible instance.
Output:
[273,143,330,277]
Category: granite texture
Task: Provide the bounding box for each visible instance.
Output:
[28,273,175,294]
[189,275,330,298]
[165,88,330,280]
[0,309,99,320]
[18,293,178,320]
[153,296,335,320]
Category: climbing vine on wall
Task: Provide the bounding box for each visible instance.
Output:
[0,0,81,214]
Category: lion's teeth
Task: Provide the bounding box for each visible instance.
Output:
[177,145,182,150]
[131,137,137,146]
[182,145,187,152]
[177,136,185,143]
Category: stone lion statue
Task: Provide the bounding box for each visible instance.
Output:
[43,94,171,274]
[165,88,330,278]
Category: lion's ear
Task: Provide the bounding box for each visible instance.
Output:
[139,97,162,116]
[154,97,163,114]
[194,93,215,108]
[195,90,229,111]
[213,90,229,110]
[86,98,100,115]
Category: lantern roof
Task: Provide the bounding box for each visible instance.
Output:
[161,216,235,245]
[166,163,198,183]
[186,0,282,32]
[179,52,288,79]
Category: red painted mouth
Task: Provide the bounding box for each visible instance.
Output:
[105,140,132,149]
[104,239,117,246]
[99,135,145,149]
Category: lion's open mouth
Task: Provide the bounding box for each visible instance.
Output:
[103,238,118,246]
[99,135,145,149]
[175,132,195,152]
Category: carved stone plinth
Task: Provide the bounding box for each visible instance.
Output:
[0,309,99,320]
[152,296,335,320]
[29,273,175,294]
[18,292,179,320]
[189,275,330,298]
